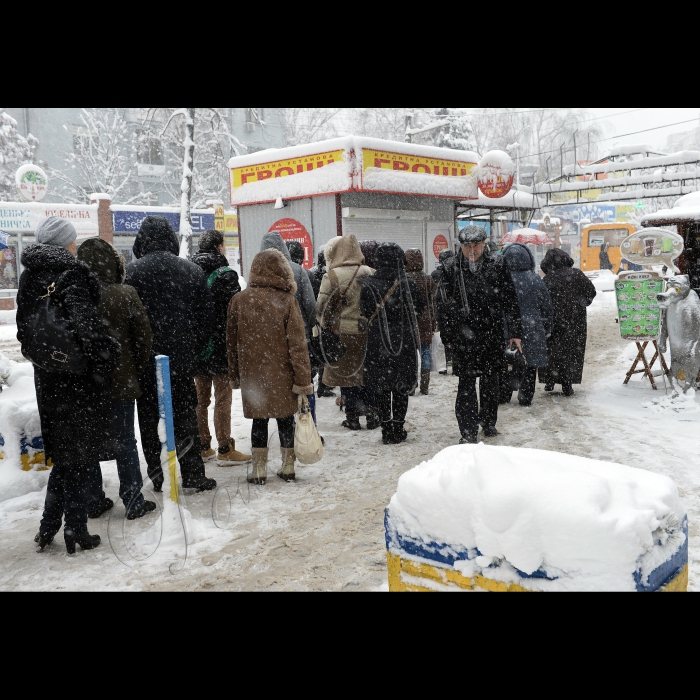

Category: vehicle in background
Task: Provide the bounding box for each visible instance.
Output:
[580,223,636,273]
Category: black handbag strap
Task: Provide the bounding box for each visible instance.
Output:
[368,280,400,326]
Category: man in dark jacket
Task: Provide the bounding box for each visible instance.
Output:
[126,216,217,493]
[431,249,454,286]
[360,242,424,445]
[437,226,522,443]
[309,247,327,299]
[191,230,251,465]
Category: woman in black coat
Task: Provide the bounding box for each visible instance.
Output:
[539,248,597,396]
[16,218,120,553]
[502,244,553,406]
[360,242,424,445]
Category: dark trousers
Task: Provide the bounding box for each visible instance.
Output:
[341,386,376,416]
[251,416,295,449]
[86,401,146,513]
[137,362,205,485]
[456,373,500,438]
[376,390,409,425]
[40,461,89,536]
[518,367,537,405]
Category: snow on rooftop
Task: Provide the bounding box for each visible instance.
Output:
[642,189,700,226]
[228,135,481,205]
[387,443,686,591]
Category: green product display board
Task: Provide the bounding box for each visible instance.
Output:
[616,273,664,341]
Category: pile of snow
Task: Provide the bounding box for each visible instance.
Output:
[0,353,46,503]
[642,388,700,414]
[387,443,686,591]
[0,309,16,326]
[586,269,616,293]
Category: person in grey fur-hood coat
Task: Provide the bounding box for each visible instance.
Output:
[260,232,316,338]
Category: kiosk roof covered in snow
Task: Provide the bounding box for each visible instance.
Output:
[227,136,481,206]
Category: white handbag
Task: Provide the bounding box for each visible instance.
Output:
[294,395,324,465]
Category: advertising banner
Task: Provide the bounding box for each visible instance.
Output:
[231,150,345,190]
[0,202,98,238]
[362,149,475,178]
[112,209,216,233]
[616,272,664,341]
[269,218,313,269]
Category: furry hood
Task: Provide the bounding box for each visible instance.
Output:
[77,238,126,284]
[249,249,297,294]
[21,243,85,274]
[405,248,425,272]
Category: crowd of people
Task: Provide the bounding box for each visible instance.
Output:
[16,216,596,554]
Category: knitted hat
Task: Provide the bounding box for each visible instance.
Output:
[36,217,77,247]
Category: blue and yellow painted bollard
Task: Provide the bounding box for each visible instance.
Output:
[155,355,179,504]
[385,510,688,593]
[0,432,51,470]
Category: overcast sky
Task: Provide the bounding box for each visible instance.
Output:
[589,108,700,150]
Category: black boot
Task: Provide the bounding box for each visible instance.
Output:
[35,531,56,552]
[181,475,217,492]
[341,413,362,430]
[562,383,575,397]
[393,421,408,443]
[365,412,380,430]
[88,497,114,519]
[482,425,500,438]
[381,421,395,445]
[317,384,336,398]
[126,500,157,521]
[64,528,101,555]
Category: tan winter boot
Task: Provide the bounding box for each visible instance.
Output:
[201,443,216,461]
[277,447,296,482]
[217,438,252,465]
[420,369,431,395]
[247,448,268,484]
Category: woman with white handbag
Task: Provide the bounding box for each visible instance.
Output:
[227,249,314,484]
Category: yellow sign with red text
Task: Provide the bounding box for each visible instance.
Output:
[362,149,476,178]
[231,150,345,189]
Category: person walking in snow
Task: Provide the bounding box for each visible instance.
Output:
[359,240,380,271]
[126,216,217,493]
[309,247,327,299]
[539,248,597,396]
[405,249,437,395]
[17,218,121,553]
[317,235,376,430]
[191,230,251,466]
[501,243,553,407]
[227,249,313,484]
[309,246,336,398]
[360,242,424,444]
[437,226,522,444]
[76,238,156,521]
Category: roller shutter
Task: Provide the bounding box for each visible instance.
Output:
[342,219,425,258]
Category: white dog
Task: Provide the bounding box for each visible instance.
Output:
[658,275,700,393]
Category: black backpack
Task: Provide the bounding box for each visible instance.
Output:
[22,282,88,374]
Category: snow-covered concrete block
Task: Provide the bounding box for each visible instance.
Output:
[385,444,687,592]
[0,354,48,471]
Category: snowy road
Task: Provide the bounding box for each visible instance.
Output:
[1,289,699,591]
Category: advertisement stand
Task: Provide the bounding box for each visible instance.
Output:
[623,340,669,390]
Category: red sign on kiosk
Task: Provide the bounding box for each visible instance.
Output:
[269,218,313,269]
[432,235,449,259]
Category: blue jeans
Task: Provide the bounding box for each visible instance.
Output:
[87,401,145,514]
[421,344,432,372]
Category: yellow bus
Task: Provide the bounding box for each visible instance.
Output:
[580,223,637,272]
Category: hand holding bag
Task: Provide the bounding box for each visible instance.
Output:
[294,395,324,465]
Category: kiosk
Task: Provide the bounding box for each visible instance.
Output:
[228,137,517,277]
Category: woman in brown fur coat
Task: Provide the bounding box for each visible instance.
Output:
[227,249,313,484]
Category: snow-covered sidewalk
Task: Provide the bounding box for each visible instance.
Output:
[0,286,698,591]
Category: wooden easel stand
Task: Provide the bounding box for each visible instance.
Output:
[624,340,670,390]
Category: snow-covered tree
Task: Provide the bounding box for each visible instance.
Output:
[48,108,153,204]
[0,109,38,200]
[280,108,342,146]
[431,108,477,151]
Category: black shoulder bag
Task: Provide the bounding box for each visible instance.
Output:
[22,282,88,374]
